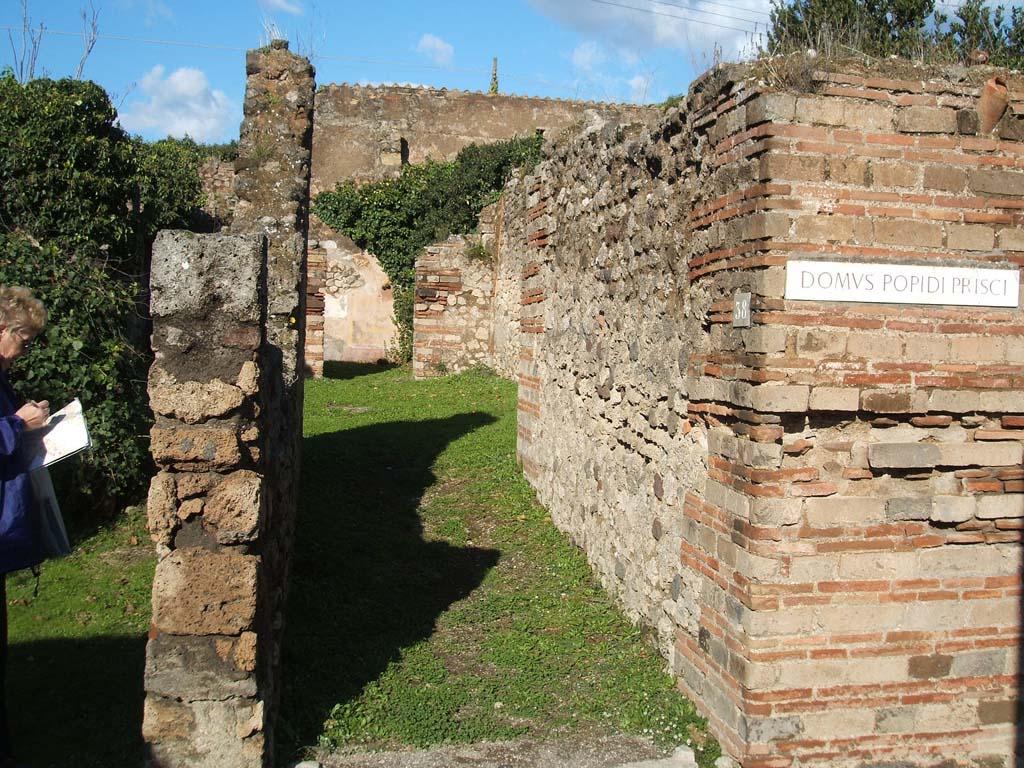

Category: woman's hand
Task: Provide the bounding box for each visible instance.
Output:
[15,400,49,430]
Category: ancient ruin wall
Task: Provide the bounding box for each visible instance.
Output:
[307,84,657,373]
[489,65,1024,767]
[197,155,238,229]
[310,84,655,191]
[412,202,522,379]
[142,42,314,768]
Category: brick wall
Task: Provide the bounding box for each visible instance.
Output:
[142,42,314,768]
[490,63,1024,767]
[412,202,522,379]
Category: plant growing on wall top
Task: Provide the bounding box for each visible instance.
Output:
[312,133,543,361]
[765,0,1024,67]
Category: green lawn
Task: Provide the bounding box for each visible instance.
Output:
[278,364,718,767]
[6,505,154,767]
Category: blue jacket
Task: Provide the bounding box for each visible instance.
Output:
[0,370,42,574]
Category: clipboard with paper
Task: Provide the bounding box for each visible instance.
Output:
[22,398,92,471]
[19,399,89,560]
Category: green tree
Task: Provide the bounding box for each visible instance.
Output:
[0,74,136,267]
[0,234,148,518]
[935,0,1024,68]
[766,0,935,58]
[765,0,1024,65]
[0,73,207,516]
[131,136,207,242]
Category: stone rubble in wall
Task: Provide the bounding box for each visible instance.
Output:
[323,260,364,295]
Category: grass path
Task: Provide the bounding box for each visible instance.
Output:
[6,506,154,767]
[278,365,718,767]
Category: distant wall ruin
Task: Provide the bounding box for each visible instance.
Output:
[143,42,314,768]
[305,84,657,374]
[414,63,1024,767]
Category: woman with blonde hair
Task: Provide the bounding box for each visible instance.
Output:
[0,285,50,768]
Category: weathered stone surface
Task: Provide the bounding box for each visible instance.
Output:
[969,169,1024,197]
[143,696,264,768]
[861,390,916,413]
[147,472,179,546]
[978,699,1017,724]
[145,634,258,700]
[150,424,243,470]
[176,473,221,499]
[810,387,859,411]
[236,360,260,396]
[143,696,196,744]
[896,106,958,133]
[930,496,976,523]
[149,366,246,424]
[887,497,930,521]
[151,549,258,635]
[205,470,263,544]
[868,443,940,469]
[750,385,810,413]
[150,231,264,321]
[936,442,1022,467]
[976,494,1024,519]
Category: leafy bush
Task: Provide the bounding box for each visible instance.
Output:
[312,134,543,360]
[0,234,149,518]
[0,74,137,269]
[765,0,1024,66]
[132,136,207,242]
[0,73,206,515]
[196,139,239,161]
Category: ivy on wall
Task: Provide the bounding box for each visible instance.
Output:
[312,134,544,360]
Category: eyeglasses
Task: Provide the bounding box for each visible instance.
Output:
[5,329,36,350]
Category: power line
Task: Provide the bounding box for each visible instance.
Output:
[0,26,247,52]
[587,0,759,35]
[649,0,771,24]
[0,25,622,98]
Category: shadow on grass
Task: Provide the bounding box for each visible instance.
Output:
[277,411,500,763]
[322,361,397,380]
[7,634,146,767]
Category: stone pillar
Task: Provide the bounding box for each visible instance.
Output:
[142,41,314,768]
[143,231,270,767]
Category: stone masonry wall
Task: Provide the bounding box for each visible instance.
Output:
[491,63,1024,767]
[413,202,520,379]
[142,42,314,768]
[198,155,238,229]
[310,84,654,191]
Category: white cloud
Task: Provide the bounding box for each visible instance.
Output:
[119,65,236,142]
[416,33,455,68]
[259,0,304,15]
[628,73,651,101]
[144,0,173,26]
[571,41,607,71]
[529,0,772,61]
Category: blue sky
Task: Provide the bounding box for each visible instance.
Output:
[0,0,774,143]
